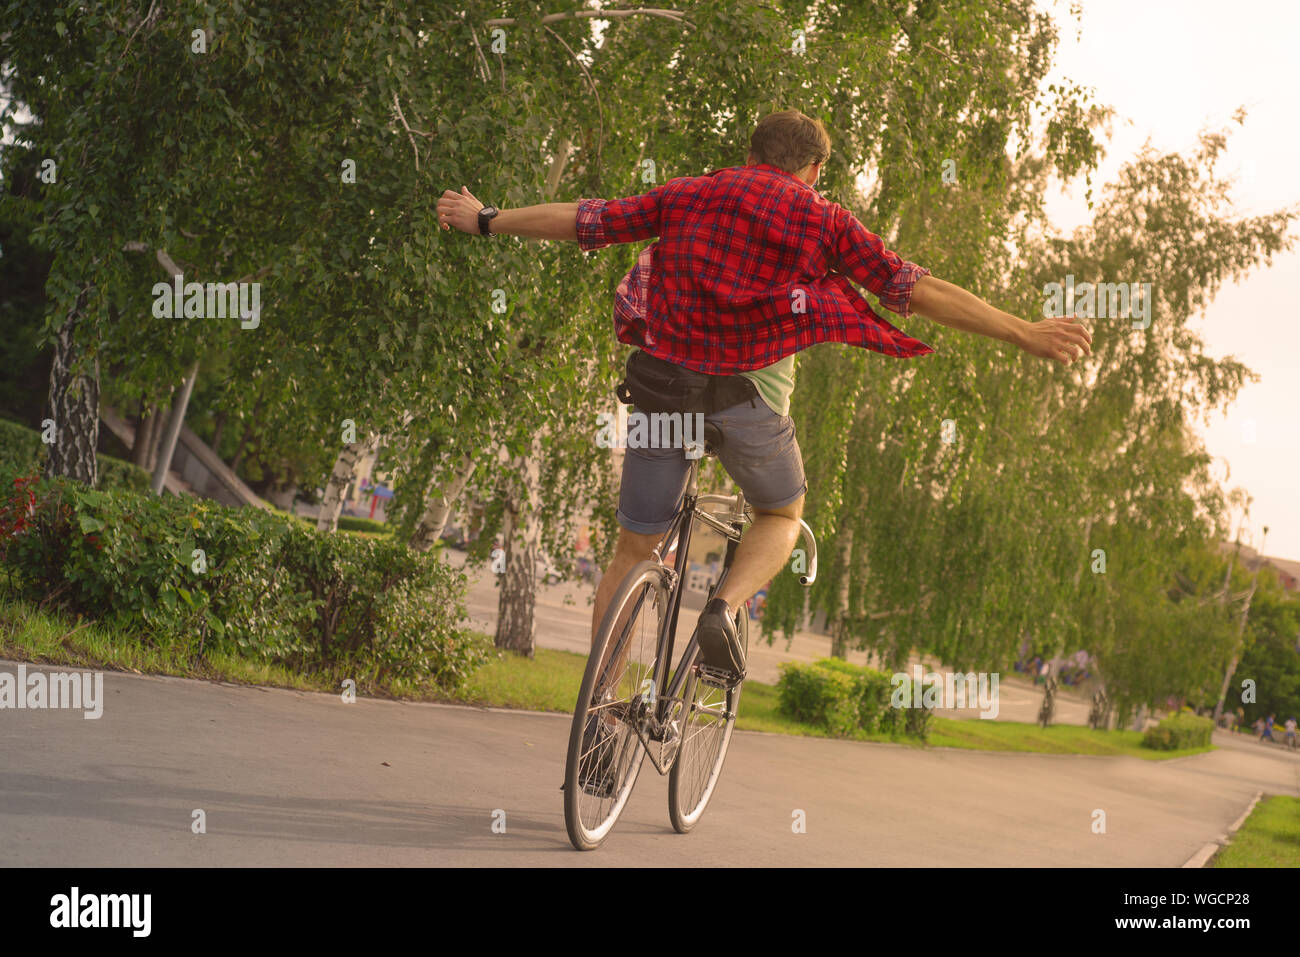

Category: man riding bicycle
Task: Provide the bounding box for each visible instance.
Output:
[438,109,1091,690]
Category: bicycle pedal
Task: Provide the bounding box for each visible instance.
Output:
[695,663,744,689]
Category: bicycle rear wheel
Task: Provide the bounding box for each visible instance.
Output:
[668,605,747,833]
[564,560,670,851]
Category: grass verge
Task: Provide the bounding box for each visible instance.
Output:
[927,714,1213,759]
[0,592,1213,759]
[420,639,1211,757]
[1212,795,1300,867]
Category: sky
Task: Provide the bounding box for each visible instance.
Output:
[1036,0,1300,562]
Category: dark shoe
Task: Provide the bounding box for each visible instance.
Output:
[695,597,745,683]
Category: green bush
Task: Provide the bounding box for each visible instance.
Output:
[0,417,149,492]
[0,417,41,471]
[903,696,934,740]
[1142,712,1214,750]
[337,515,393,535]
[813,656,895,733]
[777,658,931,740]
[777,661,859,736]
[0,467,486,690]
[100,457,151,493]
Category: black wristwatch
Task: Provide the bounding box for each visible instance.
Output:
[478,205,499,236]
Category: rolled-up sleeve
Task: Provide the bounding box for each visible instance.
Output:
[834,208,930,318]
[877,261,931,318]
[576,185,671,250]
[576,199,611,249]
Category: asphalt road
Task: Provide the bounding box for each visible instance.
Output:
[3,662,1296,866]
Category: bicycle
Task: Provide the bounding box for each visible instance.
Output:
[1087,689,1108,731]
[562,422,818,850]
[1038,675,1057,729]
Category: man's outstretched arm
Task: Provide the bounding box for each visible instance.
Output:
[834,212,1093,366]
[437,186,578,241]
[911,274,1093,366]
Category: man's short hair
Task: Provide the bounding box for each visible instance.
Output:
[749,110,831,174]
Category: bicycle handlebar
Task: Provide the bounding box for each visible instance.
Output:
[694,494,818,587]
[796,518,818,587]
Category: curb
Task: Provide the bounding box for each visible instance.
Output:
[1181,790,1263,868]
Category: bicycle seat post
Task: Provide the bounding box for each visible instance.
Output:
[684,456,699,500]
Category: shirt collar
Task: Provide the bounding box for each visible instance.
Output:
[748,163,813,188]
[705,163,812,189]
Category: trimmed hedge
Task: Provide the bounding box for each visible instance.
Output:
[1142,712,1214,751]
[0,417,150,493]
[0,466,485,690]
[337,515,393,535]
[777,657,932,740]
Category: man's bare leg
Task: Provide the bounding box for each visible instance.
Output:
[713,495,804,614]
[588,526,661,721]
[591,526,662,647]
[587,496,802,701]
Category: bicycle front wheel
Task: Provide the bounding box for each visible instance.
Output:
[668,605,747,833]
[564,560,670,851]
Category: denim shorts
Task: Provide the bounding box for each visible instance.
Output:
[616,398,807,535]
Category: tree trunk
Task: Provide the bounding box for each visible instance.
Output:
[131,400,157,468]
[151,360,200,495]
[495,438,543,655]
[1131,702,1148,732]
[229,413,258,474]
[1074,515,1095,588]
[409,455,477,551]
[44,286,100,486]
[210,411,228,455]
[144,392,172,471]
[317,434,381,532]
[132,402,156,468]
[829,525,854,659]
[1213,529,1267,724]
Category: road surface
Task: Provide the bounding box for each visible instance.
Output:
[3,661,1296,866]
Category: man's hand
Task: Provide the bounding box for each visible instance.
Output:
[436,190,581,242]
[1018,316,1093,365]
[438,186,484,234]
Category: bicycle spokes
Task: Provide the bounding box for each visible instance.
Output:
[566,569,667,848]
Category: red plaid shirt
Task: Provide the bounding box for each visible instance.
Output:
[577,163,935,374]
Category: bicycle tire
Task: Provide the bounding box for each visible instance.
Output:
[668,604,747,833]
[564,560,669,851]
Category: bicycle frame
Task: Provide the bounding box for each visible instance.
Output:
[591,456,818,774]
[650,479,741,724]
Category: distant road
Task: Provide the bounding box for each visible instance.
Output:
[448,549,1096,725]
